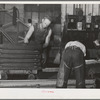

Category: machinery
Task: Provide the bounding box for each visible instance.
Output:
[0,7,61,80]
[0,7,42,79]
[1,6,100,83]
[62,14,100,80]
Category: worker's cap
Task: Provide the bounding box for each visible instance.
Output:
[44,15,52,22]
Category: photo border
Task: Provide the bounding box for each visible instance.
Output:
[0,1,100,99]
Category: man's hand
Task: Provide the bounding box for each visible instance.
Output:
[43,29,52,48]
[43,43,48,48]
[54,35,61,42]
[24,37,29,43]
[93,40,100,47]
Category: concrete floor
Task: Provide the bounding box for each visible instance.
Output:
[1,71,96,88]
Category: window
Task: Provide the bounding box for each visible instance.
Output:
[24,4,61,24]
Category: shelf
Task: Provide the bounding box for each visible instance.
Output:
[67,29,86,31]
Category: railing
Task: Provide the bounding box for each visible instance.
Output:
[0,7,28,28]
[0,28,15,44]
[0,8,29,44]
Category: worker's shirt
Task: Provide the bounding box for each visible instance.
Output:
[65,41,86,56]
[27,23,32,27]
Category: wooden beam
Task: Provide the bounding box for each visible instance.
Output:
[61,4,66,32]
[0,79,95,88]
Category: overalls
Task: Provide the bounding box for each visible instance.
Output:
[33,24,49,46]
[56,46,85,88]
[32,24,50,67]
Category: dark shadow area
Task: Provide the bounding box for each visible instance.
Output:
[7,74,28,80]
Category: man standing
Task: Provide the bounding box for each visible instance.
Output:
[24,16,52,67]
[56,41,86,88]
[24,16,52,48]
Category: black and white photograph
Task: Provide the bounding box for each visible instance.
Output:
[0,3,100,88]
[1,1,100,99]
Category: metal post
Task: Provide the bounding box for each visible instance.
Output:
[73,4,75,15]
[85,4,86,15]
[92,4,94,16]
[79,4,81,9]
[98,4,100,15]
[61,4,66,32]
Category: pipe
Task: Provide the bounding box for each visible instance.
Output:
[61,4,67,32]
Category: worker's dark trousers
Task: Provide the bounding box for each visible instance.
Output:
[56,46,85,88]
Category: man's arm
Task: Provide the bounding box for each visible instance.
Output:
[83,46,86,57]
[43,29,52,48]
[24,25,34,43]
